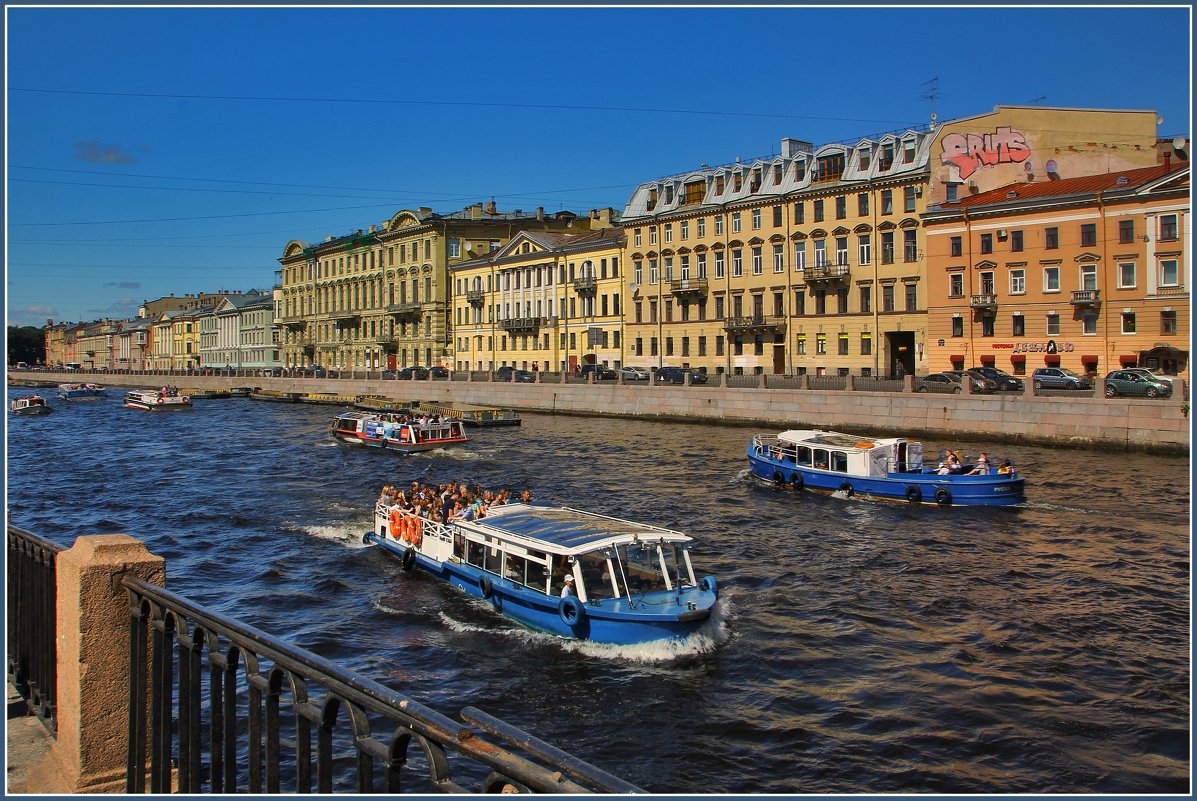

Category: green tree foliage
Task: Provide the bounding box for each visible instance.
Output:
[7,326,45,366]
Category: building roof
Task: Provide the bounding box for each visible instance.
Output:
[939,164,1184,211]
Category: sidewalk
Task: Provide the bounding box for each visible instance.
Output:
[6,684,55,794]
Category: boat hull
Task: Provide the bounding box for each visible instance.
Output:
[746,447,1024,506]
[332,431,465,453]
[364,530,715,645]
[10,405,52,416]
[57,391,107,400]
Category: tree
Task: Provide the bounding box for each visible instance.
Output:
[7,325,44,366]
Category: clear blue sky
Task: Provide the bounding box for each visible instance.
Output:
[5,5,1192,327]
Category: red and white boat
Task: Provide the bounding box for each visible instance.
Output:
[10,395,52,416]
[124,389,192,411]
[330,411,468,453]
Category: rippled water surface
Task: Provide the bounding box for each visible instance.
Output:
[6,387,1191,793]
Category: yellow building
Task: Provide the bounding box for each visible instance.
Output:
[277,203,585,371]
[43,322,67,368]
[451,212,624,372]
[923,161,1189,380]
[171,310,203,371]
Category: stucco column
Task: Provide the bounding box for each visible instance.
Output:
[30,535,166,794]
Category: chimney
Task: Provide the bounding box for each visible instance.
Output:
[536,207,544,220]
[485,200,497,214]
[470,203,482,220]
[1164,151,1171,170]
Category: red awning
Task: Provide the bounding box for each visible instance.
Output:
[1044,355,1061,365]
[1120,354,1138,365]
[1080,354,1099,363]
[949,354,964,361]
[1010,354,1026,362]
[980,355,996,365]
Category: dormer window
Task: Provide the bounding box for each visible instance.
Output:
[880,143,894,170]
[904,140,916,163]
[750,168,762,192]
[859,147,871,171]
[794,159,806,181]
[664,184,675,204]
[647,187,658,211]
[715,175,726,194]
[773,164,783,184]
[734,173,743,192]
[813,152,845,184]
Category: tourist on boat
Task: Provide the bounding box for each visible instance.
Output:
[520,489,532,503]
[936,462,951,475]
[560,575,575,597]
[967,453,991,476]
[997,459,1014,475]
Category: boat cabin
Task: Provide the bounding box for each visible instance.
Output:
[771,430,925,477]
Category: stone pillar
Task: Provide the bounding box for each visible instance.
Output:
[30,535,166,794]
[844,374,855,391]
[903,375,914,393]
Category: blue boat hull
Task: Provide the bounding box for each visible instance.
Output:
[365,531,718,645]
[746,447,1024,507]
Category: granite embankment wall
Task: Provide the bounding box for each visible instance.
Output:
[32,371,1190,454]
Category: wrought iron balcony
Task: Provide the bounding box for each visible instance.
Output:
[804,263,851,282]
[722,315,787,334]
[670,278,708,296]
[1070,289,1101,307]
[499,317,544,333]
[387,302,422,318]
[573,276,597,295]
[465,289,486,306]
[969,293,998,309]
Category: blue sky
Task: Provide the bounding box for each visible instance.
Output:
[5,5,1192,327]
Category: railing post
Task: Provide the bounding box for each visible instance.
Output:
[28,535,165,794]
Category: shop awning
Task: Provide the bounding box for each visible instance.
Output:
[1080,354,1099,362]
[980,355,996,365]
[1119,354,1138,365]
[949,354,964,361]
[1010,354,1026,362]
[1044,355,1061,365]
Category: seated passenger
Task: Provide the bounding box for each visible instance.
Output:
[996,459,1014,475]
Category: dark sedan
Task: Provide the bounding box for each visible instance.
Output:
[968,366,1024,391]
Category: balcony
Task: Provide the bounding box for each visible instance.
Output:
[499,317,544,333]
[573,276,597,295]
[1151,285,1187,298]
[1070,289,1102,307]
[327,309,360,324]
[278,316,307,329]
[387,302,422,319]
[670,278,708,297]
[969,293,998,310]
[804,263,850,283]
[722,315,787,334]
[465,289,486,307]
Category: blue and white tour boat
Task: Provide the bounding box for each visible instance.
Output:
[365,502,719,644]
[10,394,52,416]
[124,389,193,411]
[57,382,108,401]
[747,429,1025,507]
[331,411,468,453]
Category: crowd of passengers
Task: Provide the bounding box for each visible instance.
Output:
[377,480,532,525]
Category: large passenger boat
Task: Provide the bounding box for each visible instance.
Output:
[365,502,719,644]
[421,402,522,427]
[123,389,193,411]
[747,429,1025,507]
[57,382,108,400]
[331,411,468,453]
[10,395,52,415]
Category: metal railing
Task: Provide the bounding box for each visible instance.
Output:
[6,525,62,732]
[121,575,642,794]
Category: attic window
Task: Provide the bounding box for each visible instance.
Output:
[1006,191,1018,199]
[1116,176,1128,185]
[794,160,806,181]
[859,148,871,170]
[715,175,726,194]
[879,143,894,170]
[773,164,783,184]
[733,173,743,192]
[647,187,658,211]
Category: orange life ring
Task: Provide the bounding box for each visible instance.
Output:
[156,397,164,404]
[855,442,874,449]
[399,428,411,442]
[411,517,423,548]
[388,508,403,540]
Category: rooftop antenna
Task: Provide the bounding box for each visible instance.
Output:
[1028,96,1047,105]
[920,76,940,127]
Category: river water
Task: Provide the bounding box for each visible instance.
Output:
[6,387,1190,794]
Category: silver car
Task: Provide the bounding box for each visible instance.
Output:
[619,366,650,381]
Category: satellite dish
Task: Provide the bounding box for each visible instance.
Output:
[1172,136,1187,150]
[1156,115,1164,126]
[629,283,640,294]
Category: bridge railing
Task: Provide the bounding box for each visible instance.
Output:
[6,524,61,732]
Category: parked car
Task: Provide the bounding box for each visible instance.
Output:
[655,367,708,385]
[1103,370,1172,398]
[619,366,650,381]
[1120,367,1178,392]
[398,366,430,380]
[968,366,1024,392]
[380,369,400,379]
[944,370,998,394]
[917,373,964,393]
[579,364,617,380]
[1031,367,1093,390]
[428,366,449,379]
[496,366,535,383]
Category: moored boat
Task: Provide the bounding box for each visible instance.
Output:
[365,501,719,644]
[747,429,1024,507]
[57,382,108,400]
[10,395,52,415]
[422,401,522,427]
[330,411,468,453]
[124,389,193,411]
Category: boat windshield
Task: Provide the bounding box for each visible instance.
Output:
[577,540,695,600]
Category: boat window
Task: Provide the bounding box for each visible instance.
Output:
[795,446,811,466]
[830,451,848,472]
[465,539,487,569]
[813,448,830,470]
[615,542,668,595]
[576,553,616,601]
[550,555,575,598]
[482,542,503,575]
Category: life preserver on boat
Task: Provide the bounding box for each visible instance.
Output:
[855,442,874,449]
[388,508,403,540]
[399,428,411,442]
[935,488,952,507]
[401,547,416,572]
[839,482,854,497]
[410,516,423,548]
[479,575,494,599]
[558,595,585,627]
[156,397,164,404]
[790,473,804,491]
[181,396,189,403]
[699,575,717,594]
[403,514,415,543]
[905,486,923,504]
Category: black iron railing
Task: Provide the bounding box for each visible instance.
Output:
[6,525,62,732]
[121,575,642,794]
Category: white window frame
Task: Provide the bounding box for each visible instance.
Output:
[751,246,763,275]
[1010,269,1025,295]
[714,251,725,279]
[949,273,964,298]
[773,244,785,273]
[1121,312,1136,335]
[1079,264,1097,291]
[1159,259,1179,287]
[1045,313,1060,336]
[732,249,744,277]
[1118,261,1137,289]
[1043,266,1061,293]
[858,234,871,265]
[794,242,806,271]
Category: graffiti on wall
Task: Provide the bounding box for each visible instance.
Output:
[940,127,1032,180]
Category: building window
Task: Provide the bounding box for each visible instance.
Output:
[1118,219,1134,244]
[732,212,742,233]
[881,189,893,215]
[980,233,993,254]
[715,251,725,278]
[1046,313,1060,335]
[663,257,674,283]
[772,205,783,227]
[733,249,744,277]
[680,220,689,240]
[1159,214,1178,241]
[1080,264,1097,291]
[1121,312,1136,334]
[814,240,827,267]
[860,333,872,355]
[697,252,707,278]
[714,296,724,319]
[859,285,871,313]
[838,334,849,355]
[903,230,918,262]
[950,236,962,257]
[1080,223,1097,247]
[815,333,827,355]
[981,316,995,337]
[697,217,706,237]
[904,283,918,311]
[715,215,724,236]
[1118,261,1136,289]
[796,334,806,355]
[1012,314,1025,336]
[634,260,643,286]
[448,238,461,258]
[751,209,761,230]
[665,337,674,356]
[1045,227,1059,249]
[1010,269,1025,295]
[1160,259,1179,286]
[882,284,895,312]
[773,244,785,273]
[836,237,849,266]
[881,232,894,264]
[835,196,846,219]
[793,202,804,224]
[794,241,806,271]
[945,184,959,203]
[858,193,869,216]
[1081,312,1097,335]
[836,287,849,313]
[1043,266,1060,292]
[1011,230,1024,252]
[664,223,673,243]
[951,317,963,337]
[715,335,724,356]
[858,234,871,265]
[752,246,763,275]
[1162,310,1178,335]
[904,186,917,212]
[813,200,825,222]
[793,290,805,315]
[649,259,658,285]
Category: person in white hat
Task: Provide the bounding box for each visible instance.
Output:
[560,575,575,598]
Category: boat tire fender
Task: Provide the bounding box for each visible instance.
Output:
[362,531,372,545]
[558,595,586,627]
[790,474,804,491]
[839,482,854,497]
[479,575,494,599]
[401,547,417,572]
[905,486,923,505]
[935,488,952,507]
[773,471,785,487]
[700,575,718,594]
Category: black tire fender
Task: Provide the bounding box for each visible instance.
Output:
[558,595,586,627]
[839,482,854,497]
[906,486,923,504]
[935,488,952,507]
[479,575,494,599]
[790,473,804,491]
[401,547,416,572]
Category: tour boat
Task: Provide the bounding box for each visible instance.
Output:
[747,429,1025,507]
[364,502,719,644]
[10,395,52,415]
[57,382,108,401]
[123,389,193,411]
[421,402,522,427]
[330,411,468,453]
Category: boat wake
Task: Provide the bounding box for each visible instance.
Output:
[290,521,372,548]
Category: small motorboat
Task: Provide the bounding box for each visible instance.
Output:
[364,501,718,644]
[330,411,468,453]
[747,429,1025,507]
[10,395,52,415]
[124,389,193,411]
[57,383,108,401]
